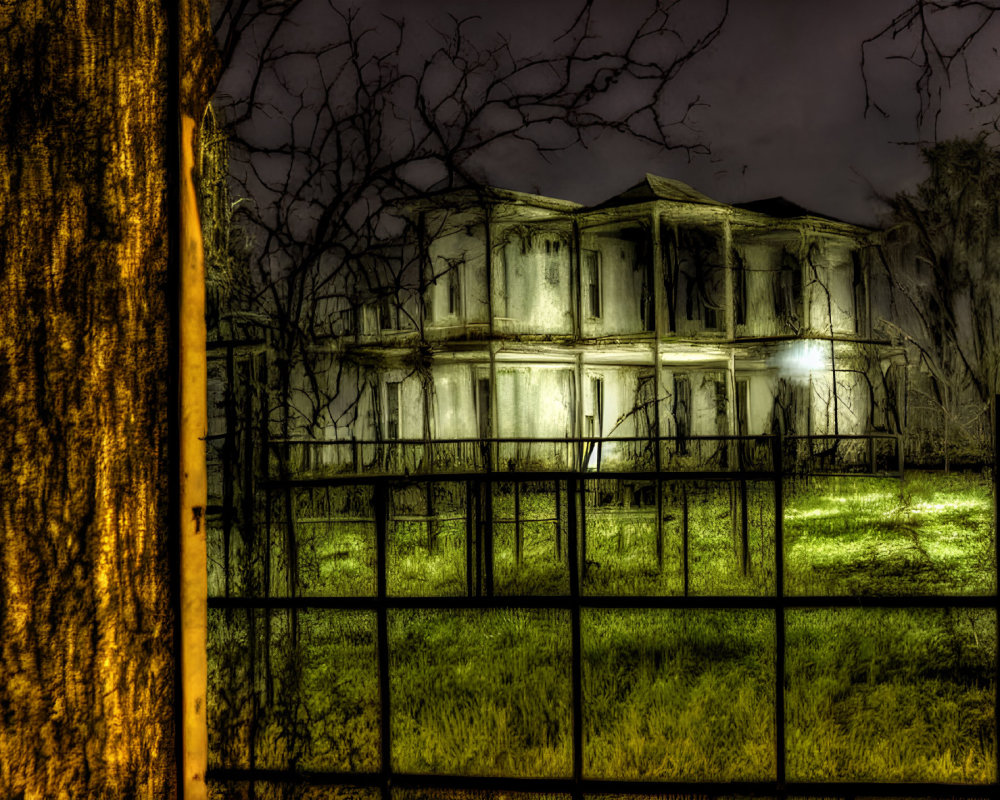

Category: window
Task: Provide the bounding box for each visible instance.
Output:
[584,249,601,318]
[733,250,747,327]
[852,252,867,336]
[379,293,396,330]
[673,374,691,455]
[476,377,491,440]
[447,260,462,316]
[362,303,380,335]
[386,381,401,439]
[736,379,750,437]
[591,376,604,435]
[544,239,561,286]
[774,249,802,332]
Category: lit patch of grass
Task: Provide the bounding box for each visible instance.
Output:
[784,473,994,595]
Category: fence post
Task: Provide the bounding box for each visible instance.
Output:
[374,481,391,800]
[580,475,588,581]
[465,480,474,597]
[682,484,689,597]
[555,479,563,562]
[994,394,999,787]
[566,476,583,797]
[773,431,785,789]
[515,481,523,567]
[484,477,494,598]
[740,476,749,577]
[656,478,664,573]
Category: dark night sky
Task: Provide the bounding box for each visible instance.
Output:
[360,0,999,226]
[218,0,999,226]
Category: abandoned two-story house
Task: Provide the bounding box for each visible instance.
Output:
[279,175,903,472]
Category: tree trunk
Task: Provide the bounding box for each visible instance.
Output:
[0,2,214,797]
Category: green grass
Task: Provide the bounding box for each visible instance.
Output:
[208,470,998,789]
[786,607,996,781]
[784,472,994,595]
[582,609,775,780]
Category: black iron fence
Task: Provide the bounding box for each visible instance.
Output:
[262,432,904,479]
[206,429,997,800]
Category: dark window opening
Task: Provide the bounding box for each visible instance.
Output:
[674,374,691,455]
[476,377,491,440]
[591,376,604,435]
[734,250,747,327]
[852,252,867,336]
[448,262,462,316]
[775,249,802,332]
[379,293,396,330]
[584,249,601,318]
[736,379,750,437]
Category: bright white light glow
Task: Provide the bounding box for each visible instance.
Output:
[774,340,828,377]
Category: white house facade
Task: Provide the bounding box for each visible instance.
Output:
[283,175,904,472]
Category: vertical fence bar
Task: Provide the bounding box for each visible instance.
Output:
[555,479,563,562]
[425,481,435,554]
[515,481,523,567]
[475,481,484,597]
[740,476,749,577]
[682,484,689,597]
[656,477,664,572]
[222,346,235,600]
[374,481,391,800]
[484,478,494,597]
[773,433,785,790]
[994,395,999,786]
[580,476,588,582]
[465,479,474,597]
[566,477,584,800]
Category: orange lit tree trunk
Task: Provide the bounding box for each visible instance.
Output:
[0,2,214,797]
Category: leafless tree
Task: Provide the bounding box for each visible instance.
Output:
[878,136,1000,465]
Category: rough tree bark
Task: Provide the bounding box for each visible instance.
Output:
[0,1,214,797]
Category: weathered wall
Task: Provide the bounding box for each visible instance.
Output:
[497,229,574,335]
[579,230,648,337]
[425,208,489,328]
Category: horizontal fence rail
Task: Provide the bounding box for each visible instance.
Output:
[205,429,996,800]
[261,432,905,478]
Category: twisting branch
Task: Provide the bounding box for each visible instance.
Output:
[862,0,1000,137]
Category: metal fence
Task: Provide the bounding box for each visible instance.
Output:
[206,428,998,800]
[263,432,905,478]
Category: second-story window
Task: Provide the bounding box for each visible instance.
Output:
[733,250,747,327]
[447,260,462,316]
[775,248,802,332]
[584,249,601,318]
[852,252,867,336]
[544,238,561,286]
[379,293,396,330]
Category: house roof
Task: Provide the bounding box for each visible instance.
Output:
[733,196,854,225]
[589,174,723,209]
